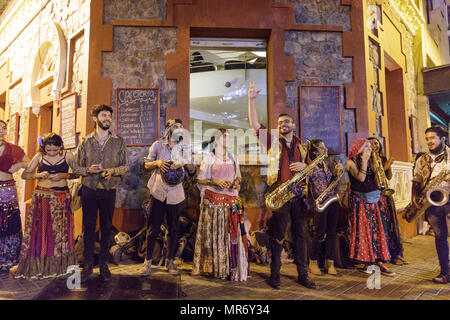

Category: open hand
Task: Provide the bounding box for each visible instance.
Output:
[88,164,103,174]
[289,162,306,173]
[158,160,171,173]
[213,179,230,189]
[335,162,344,174]
[37,171,50,179]
[248,81,261,100]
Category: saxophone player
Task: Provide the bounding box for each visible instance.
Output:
[307,139,344,276]
[248,81,316,289]
[411,126,449,284]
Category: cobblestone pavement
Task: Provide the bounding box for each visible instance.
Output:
[0,235,448,300]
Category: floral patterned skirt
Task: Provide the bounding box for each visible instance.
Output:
[0,180,22,272]
[15,186,77,280]
[349,193,391,264]
[192,189,249,281]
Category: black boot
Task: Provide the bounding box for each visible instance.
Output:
[99,264,111,282]
[297,275,317,289]
[81,264,93,283]
[266,277,280,290]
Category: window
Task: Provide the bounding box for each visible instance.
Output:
[189,38,268,164]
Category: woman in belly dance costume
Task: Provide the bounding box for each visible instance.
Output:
[0,120,28,273]
[15,133,77,279]
[193,128,249,281]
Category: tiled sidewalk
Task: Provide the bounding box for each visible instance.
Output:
[0,235,448,300]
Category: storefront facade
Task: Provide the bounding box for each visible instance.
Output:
[0,0,447,240]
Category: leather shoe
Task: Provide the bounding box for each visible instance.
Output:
[432,274,448,284]
[266,278,280,290]
[298,276,317,289]
[99,264,111,282]
[80,264,93,283]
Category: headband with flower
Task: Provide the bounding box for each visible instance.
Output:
[37,136,44,147]
[348,138,370,160]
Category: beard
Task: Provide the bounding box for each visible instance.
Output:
[280,126,293,135]
[97,119,111,130]
[429,141,445,155]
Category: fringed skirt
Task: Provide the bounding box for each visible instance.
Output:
[0,180,22,272]
[193,189,249,281]
[15,186,77,280]
[349,192,391,264]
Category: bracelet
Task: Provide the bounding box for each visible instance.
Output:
[359,169,367,174]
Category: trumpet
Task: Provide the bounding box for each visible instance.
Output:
[370,151,395,196]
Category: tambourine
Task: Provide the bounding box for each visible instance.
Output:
[144,157,185,186]
[161,161,185,186]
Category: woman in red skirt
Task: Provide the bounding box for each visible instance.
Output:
[346,138,395,276]
[193,129,248,281]
[15,133,77,279]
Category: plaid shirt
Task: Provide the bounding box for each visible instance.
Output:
[72,131,130,190]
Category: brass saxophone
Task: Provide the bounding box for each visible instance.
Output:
[370,151,395,196]
[403,169,449,222]
[265,149,327,211]
[314,170,345,213]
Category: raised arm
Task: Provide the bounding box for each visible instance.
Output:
[347,150,370,183]
[248,80,262,131]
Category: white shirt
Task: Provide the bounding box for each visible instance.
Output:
[146,139,191,205]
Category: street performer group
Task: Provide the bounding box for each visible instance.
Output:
[0,84,448,287]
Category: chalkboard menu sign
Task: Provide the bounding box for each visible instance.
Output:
[60,93,78,149]
[299,86,342,154]
[116,88,160,146]
[8,112,19,144]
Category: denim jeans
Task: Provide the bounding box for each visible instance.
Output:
[425,203,450,275]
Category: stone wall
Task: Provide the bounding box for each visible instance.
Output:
[103,0,167,24]
[277,0,351,31]
[284,31,354,154]
[102,26,177,209]
[101,1,353,225]
[0,0,90,211]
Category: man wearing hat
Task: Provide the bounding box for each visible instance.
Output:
[142,118,195,275]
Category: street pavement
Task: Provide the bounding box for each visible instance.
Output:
[0,235,448,300]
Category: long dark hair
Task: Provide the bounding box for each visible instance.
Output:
[368,137,384,158]
[39,133,64,155]
[307,139,325,161]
